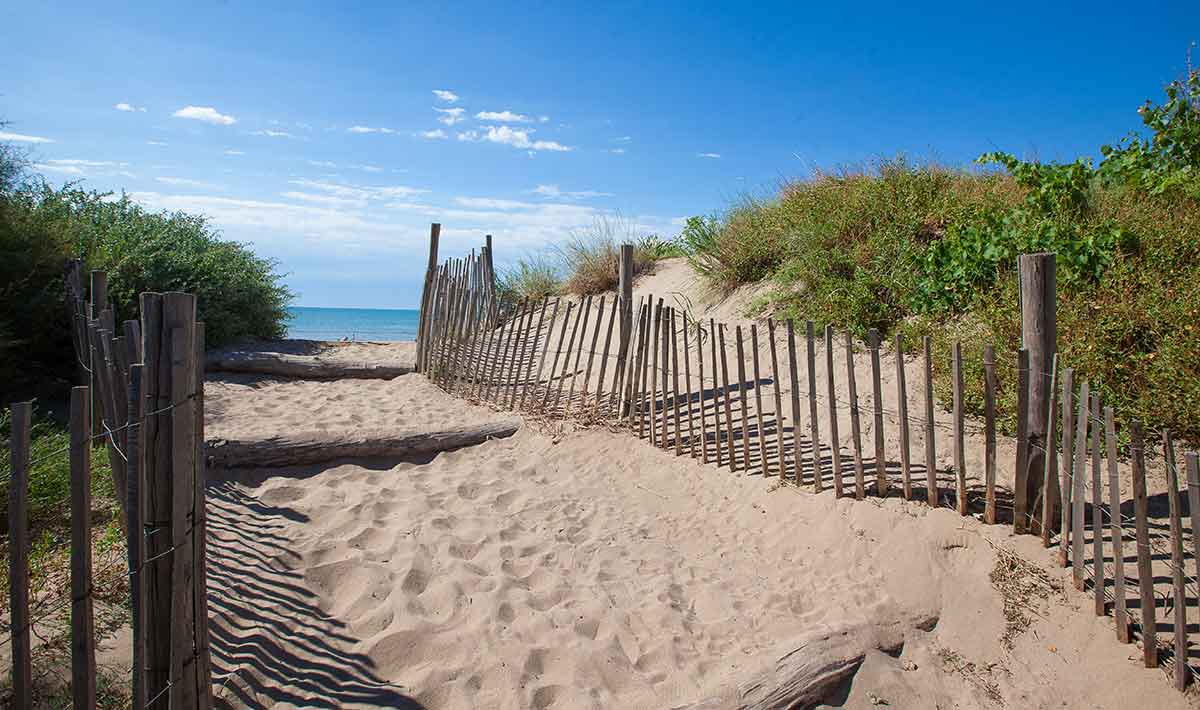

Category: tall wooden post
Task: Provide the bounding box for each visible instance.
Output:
[90,269,108,436]
[71,386,96,709]
[617,244,634,414]
[1018,253,1058,534]
[8,401,32,709]
[416,223,441,372]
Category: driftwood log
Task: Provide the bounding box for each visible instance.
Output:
[206,421,520,467]
[676,620,919,710]
[206,352,414,379]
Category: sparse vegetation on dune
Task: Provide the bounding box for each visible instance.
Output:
[680,66,1200,442]
[497,216,684,304]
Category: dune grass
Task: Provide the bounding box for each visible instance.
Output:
[678,66,1200,442]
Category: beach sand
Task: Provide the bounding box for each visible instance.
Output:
[204,260,1195,709]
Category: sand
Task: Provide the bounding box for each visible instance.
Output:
[204,260,1196,709]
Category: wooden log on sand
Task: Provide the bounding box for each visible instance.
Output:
[207,420,521,467]
[207,351,414,379]
[677,619,924,710]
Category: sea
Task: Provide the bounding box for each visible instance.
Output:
[286,306,420,342]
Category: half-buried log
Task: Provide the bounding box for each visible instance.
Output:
[206,420,520,467]
[676,620,916,710]
[206,352,414,379]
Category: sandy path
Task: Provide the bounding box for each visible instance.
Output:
[205,370,1192,709]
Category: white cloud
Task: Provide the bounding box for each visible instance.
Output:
[115,102,147,113]
[613,136,632,143]
[155,176,223,190]
[172,105,237,126]
[288,178,429,202]
[280,191,364,209]
[607,148,626,155]
[454,197,537,210]
[34,158,132,177]
[531,184,612,200]
[352,164,384,173]
[434,107,466,126]
[417,129,448,140]
[697,152,721,159]
[307,160,338,169]
[146,140,168,146]
[432,89,459,103]
[539,116,550,123]
[252,129,294,138]
[474,110,532,123]
[224,149,245,156]
[35,163,83,175]
[457,125,573,152]
[0,131,54,144]
[348,125,397,134]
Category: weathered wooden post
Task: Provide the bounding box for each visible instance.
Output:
[617,244,634,414]
[90,269,108,436]
[416,223,441,371]
[1018,253,1058,535]
[8,401,32,709]
[71,386,96,709]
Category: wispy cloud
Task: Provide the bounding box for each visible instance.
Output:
[697,152,721,159]
[434,107,466,126]
[34,158,131,177]
[531,184,612,200]
[0,131,54,144]
[307,160,338,169]
[224,150,245,156]
[432,89,459,103]
[457,126,573,152]
[348,125,397,135]
[252,129,294,138]
[288,178,429,204]
[172,105,237,126]
[115,102,147,113]
[612,136,632,143]
[156,176,224,190]
[146,140,168,147]
[607,148,626,155]
[417,129,448,140]
[454,196,537,210]
[474,110,532,123]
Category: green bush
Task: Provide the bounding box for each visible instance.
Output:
[685,65,1200,442]
[0,158,293,398]
[496,253,562,306]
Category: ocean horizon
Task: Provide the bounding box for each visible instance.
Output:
[286,305,419,342]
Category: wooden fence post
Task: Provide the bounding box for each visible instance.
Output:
[696,319,708,462]
[1018,253,1057,535]
[718,324,736,469]
[1041,355,1060,548]
[617,244,634,413]
[923,337,937,506]
[1090,393,1105,616]
[1106,407,1129,643]
[1014,349,1030,530]
[826,325,841,496]
[71,386,96,709]
[1129,421,1157,667]
[845,332,866,499]
[953,342,967,515]
[416,223,440,372]
[786,320,803,485]
[767,320,785,477]
[1163,432,1189,691]
[683,314,697,456]
[735,326,751,470]
[8,401,32,709]
[750,325,767,475]
[1187,451,1200,603]
[868,329,887,495]
[128,364,146,710]
[806,322,821,491]
[1058,368,1076,567]
[193,323,214,707]
[90,269,108,436]
[1071,380,1089,591]
[983,345,997,523]
[648,301,662,444]
[895,334,911,501]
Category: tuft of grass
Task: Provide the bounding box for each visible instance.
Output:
[496,253,562,305]
[559,216,683,296]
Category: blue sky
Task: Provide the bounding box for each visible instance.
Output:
[2,1,1197,308]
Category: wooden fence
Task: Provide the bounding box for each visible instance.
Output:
[415,227,1200,694]
[5,261,212,708]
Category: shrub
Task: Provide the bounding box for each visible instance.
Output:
[496,253,562,306]
[686,64,1200,442]
[0,167,293,399]
[558,216,680,296]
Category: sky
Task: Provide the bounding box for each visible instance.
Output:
[2,1,1197,308]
